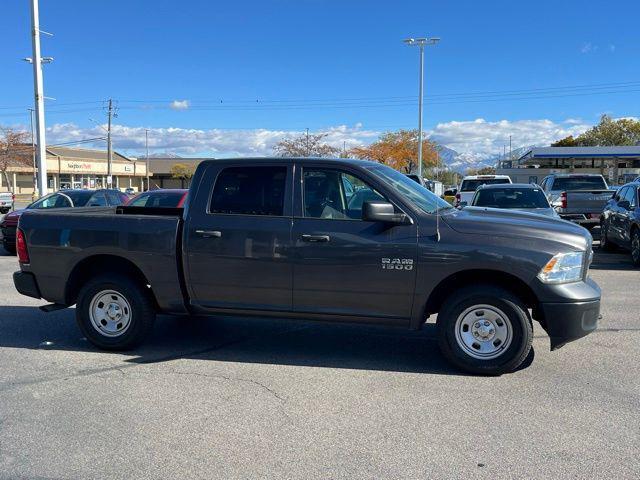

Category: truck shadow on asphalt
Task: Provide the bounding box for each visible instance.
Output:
[590,246,636,271]
[0,306,534,376]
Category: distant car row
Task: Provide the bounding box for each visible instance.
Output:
[1,188,187,253]
[445,173,639,265]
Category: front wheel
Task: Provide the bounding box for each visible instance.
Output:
[600,219,616,252]
[76,274,156,350]
[437,286,533,375]
[631,229,640,267]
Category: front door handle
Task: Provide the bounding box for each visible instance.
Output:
[301,234,330,243]
[195,229,222,238]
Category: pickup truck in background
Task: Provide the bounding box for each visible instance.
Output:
[13,158,601,375]
[0,191,14,214]
[540,174,617,229]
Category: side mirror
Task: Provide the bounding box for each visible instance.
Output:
[362,201,410,224]
[618,200,631,210]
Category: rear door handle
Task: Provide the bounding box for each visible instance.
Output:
[301,234,330,243]
[195,229,222,238]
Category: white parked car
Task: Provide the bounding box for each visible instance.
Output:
[0,192,14,214]
[456,175,512,207]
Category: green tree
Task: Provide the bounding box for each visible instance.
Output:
[551,135,579,147]
[553,115,640,147]
[170,163,195,187]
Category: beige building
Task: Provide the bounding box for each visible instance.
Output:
[146,157,210,189]
[0,146,149,195]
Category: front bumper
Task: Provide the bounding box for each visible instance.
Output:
[538,299,600,350]
[13,271,41,299]
[1,225,16,247]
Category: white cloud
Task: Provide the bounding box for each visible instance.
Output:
[609,44,616,53]
[427,118,592,158]
[169,100,190,110]
[43,117,594,166]
[44,123,379,158]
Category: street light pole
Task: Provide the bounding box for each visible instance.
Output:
[28,109,37,199]
[29,0,48,197]
[145,129,149,191]
[404,37,440,180]
[106,99,114,188]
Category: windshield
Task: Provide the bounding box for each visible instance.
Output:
[460,178,510,191]
[365,164,452,214]
[29,191,94,209]
[552,176,607,191]
[473,187,550,209]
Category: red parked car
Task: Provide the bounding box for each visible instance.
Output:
[1,189,128,254]
[126,189,188,208]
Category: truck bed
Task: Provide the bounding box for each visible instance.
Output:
[18,207,187,313]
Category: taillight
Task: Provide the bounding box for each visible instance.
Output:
[16,229,30,264]
[560,191,567,209]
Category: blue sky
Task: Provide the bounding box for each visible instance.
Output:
[1,0,639,161]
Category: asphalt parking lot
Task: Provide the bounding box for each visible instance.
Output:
[0,228,638,479]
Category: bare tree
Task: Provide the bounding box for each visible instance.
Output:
[0,127,31,193]
[273,132,341,158]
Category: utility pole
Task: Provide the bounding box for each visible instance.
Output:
[106,99,114,188]
[509,135,512,162]
[145,129,150,191]
[28,109,37,198]
[29,0,48,197]
[305,128,310,156]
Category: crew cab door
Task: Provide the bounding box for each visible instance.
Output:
[184,163,293,312]
[291,164,417,321]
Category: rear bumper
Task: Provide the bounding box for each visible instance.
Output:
[538,298,600,350]
[558,213,600,225]
[13,271,41,299]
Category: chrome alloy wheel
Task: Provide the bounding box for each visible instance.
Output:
[89,290,133,337]
[454,304,513,360]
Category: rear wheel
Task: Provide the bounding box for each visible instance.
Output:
[437,286,533,375]
[76,274,155,350]
[631,229,640,267]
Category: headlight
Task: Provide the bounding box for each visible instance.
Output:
[537,252,585,284]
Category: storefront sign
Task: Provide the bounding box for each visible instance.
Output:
[65,161,94,171]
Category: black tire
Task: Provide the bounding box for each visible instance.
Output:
[76,274,156,350]
[599,219,616,252]
[437,285,533,375]
[631,228,640,267]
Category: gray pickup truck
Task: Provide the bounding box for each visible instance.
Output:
[13,158,601,375]
[540,173,617,228]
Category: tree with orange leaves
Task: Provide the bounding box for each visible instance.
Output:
[349,129,439,174]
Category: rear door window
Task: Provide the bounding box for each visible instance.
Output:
[210,166,287,216]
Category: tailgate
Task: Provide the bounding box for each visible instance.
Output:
[563,190,615,214]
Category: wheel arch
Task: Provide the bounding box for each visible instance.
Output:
[65,254,157,308]
[424,269,537,319]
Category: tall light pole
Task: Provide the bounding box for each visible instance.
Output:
[29,0,53,197]
[145,129,150,191]
[28,109,37,198]
[404,37,440,180]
